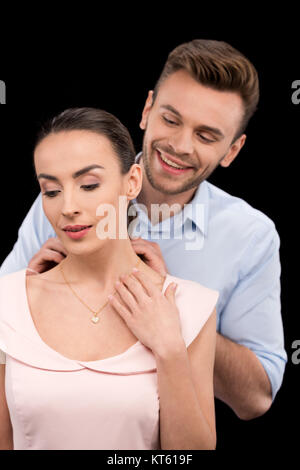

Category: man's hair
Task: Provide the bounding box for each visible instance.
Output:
[152,39,259,141]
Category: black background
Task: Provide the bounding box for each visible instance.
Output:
[0,29,299,450]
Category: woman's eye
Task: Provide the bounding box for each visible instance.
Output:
[43,190,60,198]
[81,183,100,191]
[43,184,99,198]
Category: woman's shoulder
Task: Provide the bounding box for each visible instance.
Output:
[0,268,55,295]
[0,267,57,315]
[166,273,219,299]
[27,264,63,284]
[166,274,219,317]
[0,269,27,325]
[0,268,27,289]
[166,274,219,348]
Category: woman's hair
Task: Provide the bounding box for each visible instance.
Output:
[35,107,136,174]
[152,39,259,141]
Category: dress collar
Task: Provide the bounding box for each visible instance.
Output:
[0,269,173,375]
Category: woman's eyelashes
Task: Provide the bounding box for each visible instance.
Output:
[80,183,100,191]
[43,183,100,198]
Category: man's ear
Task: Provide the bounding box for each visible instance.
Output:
[220,134,247,168]
[139,90,154,130]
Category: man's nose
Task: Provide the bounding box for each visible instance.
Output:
[168,127,194,155]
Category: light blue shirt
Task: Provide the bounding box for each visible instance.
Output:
[0,154,286,401]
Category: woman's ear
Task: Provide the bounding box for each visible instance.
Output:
[126,164,143,201]
[139,90,154,130]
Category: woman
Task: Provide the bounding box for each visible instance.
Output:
[0,108,219,450]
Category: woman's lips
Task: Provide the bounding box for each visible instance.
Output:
[64,226,92,240]
[156,150,194,175]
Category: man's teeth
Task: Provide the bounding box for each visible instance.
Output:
[159,151,187,169]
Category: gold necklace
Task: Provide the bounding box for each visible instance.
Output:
[59,258,141,325]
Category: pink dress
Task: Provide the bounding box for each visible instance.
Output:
[0,268,219,450]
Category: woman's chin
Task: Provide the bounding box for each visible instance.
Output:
[65,241,106,257]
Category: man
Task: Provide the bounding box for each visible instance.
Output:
[0,39,286,420]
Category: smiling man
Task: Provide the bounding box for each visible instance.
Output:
[137,69,246,214]
[0,39,286,421]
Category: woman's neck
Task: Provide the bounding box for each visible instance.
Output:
[59,238,142,290]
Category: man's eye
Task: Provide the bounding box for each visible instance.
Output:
[81,184,100,191]
[163,116,178,125]
[198,134,215,143]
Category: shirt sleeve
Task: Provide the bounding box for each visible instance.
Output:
[0,348,5,364]
[219,222,287,401]
[0,193,56,277]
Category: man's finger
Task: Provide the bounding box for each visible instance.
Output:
[26,267,39,276]
[131,243,156,260]
[30,249,65,269]
[130,238,162,254]
[43,238,68,256]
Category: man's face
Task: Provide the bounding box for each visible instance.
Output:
[140,70,246,195]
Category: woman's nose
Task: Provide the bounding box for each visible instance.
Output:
[61,195,80,217]
[62,208,80,217]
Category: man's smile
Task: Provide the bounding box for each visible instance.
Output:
[155,149,195,176]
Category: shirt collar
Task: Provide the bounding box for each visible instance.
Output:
[133,152,209,237]
[182,181,209,237]
[135,151,142,163]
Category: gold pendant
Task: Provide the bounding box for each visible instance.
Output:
[91,316,100,324]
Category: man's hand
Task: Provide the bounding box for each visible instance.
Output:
[26,237,68,275]
[130,237,168,276]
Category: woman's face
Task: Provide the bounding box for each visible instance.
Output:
[34,130,141,255]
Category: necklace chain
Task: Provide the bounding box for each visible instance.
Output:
[59,258,141,324]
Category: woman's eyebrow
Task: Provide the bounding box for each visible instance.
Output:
[37,164,105,182]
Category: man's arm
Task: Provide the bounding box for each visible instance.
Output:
[216,224,286,419]
[214,333,272,420]
[0,193,56,277]
[129,224,286,420]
